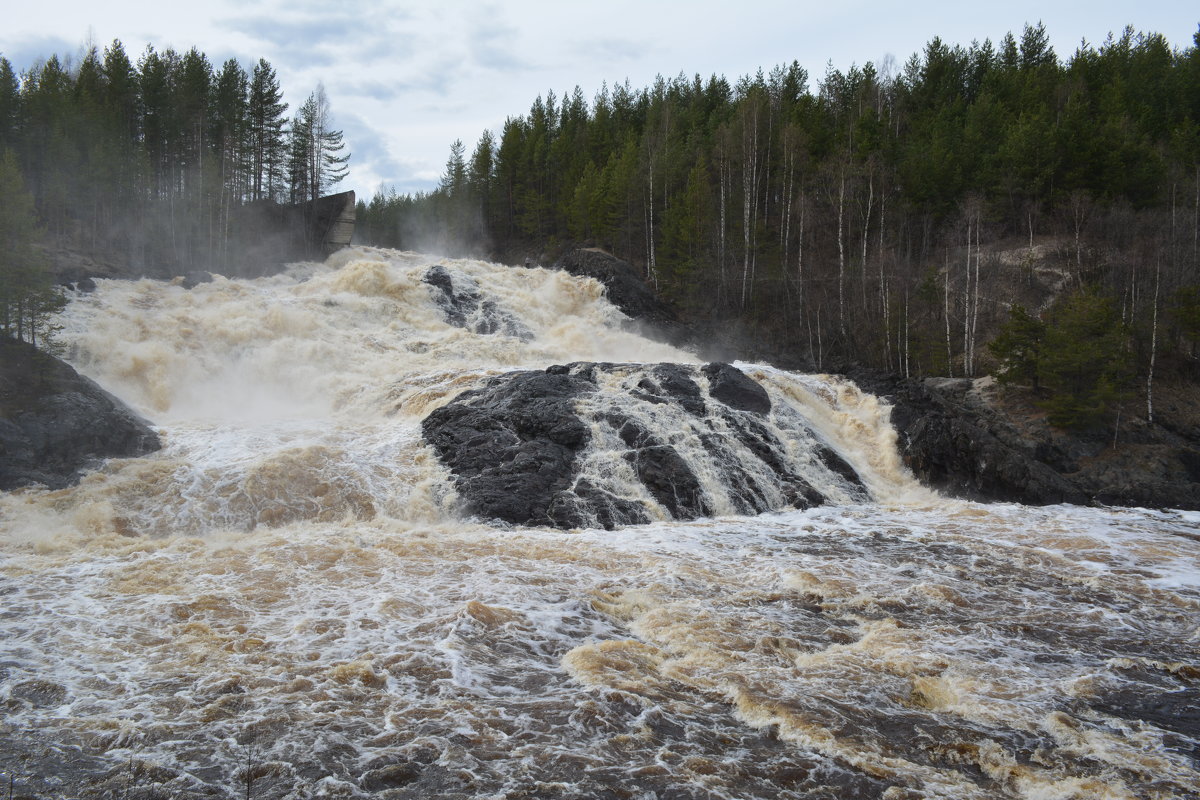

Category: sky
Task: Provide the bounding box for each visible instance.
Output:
[3,1,1197,199]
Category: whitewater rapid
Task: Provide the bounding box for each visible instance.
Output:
[1,248,1197,799]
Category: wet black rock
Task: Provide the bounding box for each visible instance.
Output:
[180,270,214,289]
[852,370,1200,509]
[423,264,532,340]
[553,248,680,329]
[422,368,595,526]
[422,362,866,529]
[851,372,1087,505]
[1,338,161,491]
[702,362,772,414]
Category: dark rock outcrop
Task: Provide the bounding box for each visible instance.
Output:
[423,265,532,339]
[854,370,1200,509]
[702,362,772,414]
[1,339,161,491]
[421,368,594,527]
[180,270,214,289]
[553,248,680,331]
[422,361,866,529]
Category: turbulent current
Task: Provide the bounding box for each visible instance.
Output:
[1,248,1198,799]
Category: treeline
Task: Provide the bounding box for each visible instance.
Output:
[360,23,1200,425]
[0,40,349,276]
[0,151,62,347]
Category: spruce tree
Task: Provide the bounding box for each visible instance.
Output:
[1038,290,1132,429]
[248,59,287,201]
[0,57,18,151]
[0,151,62,347]
[988,304,1046,388]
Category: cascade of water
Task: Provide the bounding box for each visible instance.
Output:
[37,246,922,535]
[3,248,1194,800]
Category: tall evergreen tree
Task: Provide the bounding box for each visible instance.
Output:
[0,151,62,346]
[0,56,18,151]
[288,85,349,204]
[248,58,287,201]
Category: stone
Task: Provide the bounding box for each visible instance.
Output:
[702,362,772,414]
[423,264,532,340]
[422,361,865,529]
[421,368,595,526]
[0,338,161,491]
[850,369,1200,509]
[553,248,680,330]
[180,270,213,289]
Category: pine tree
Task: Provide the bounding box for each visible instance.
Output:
[287,85,349,204]
[0,151,62,346]
[286,98,313,204]
[988,304,1046,388]
[1038,290,1132,429]
[212,58,249,201]
[0,57,18,151]
[248,58,287,201]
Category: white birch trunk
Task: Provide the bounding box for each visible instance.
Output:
[970,217,981,377]
[1148,259,1160,423]
[944,250,953,378]
[836,168,846,339]
[963,218,972,376]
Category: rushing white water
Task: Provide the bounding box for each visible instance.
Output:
[1,248,1197,800]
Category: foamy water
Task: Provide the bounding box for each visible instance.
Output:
[1,249,1197,799]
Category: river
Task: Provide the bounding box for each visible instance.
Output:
[1,248,1197,799]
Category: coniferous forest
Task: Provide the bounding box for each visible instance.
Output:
[0,38,349,344]
[2,25,1200,431]
[360,23,1200,428]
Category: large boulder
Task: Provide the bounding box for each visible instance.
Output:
[0,339,161,490]
[421,367,594,527]
[423,264,532,340]
[422,362,866,529]
[552,248,679,329]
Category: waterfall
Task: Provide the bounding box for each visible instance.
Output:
[1,247,1195,800]
[40,246,925,536]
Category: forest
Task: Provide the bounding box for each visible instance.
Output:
[0,38,350,346]
[2,25,1199,431]
[359,23,1200,429]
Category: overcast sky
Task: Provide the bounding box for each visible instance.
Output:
[3,1,1197,199]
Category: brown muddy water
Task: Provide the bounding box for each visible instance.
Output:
[1,249,1196,799]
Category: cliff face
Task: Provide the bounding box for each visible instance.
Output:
[855,371,1200,510]
[0,339,160,491]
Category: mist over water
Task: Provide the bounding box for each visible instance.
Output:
[1,249,1197,799]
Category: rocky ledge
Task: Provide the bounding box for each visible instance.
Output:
[552,248,682,336]
[854,371,1200,510]
[422,361,866,529]
[0,339,161,490]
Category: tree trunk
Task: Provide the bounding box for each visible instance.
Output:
[1148,258,1160,423]
[970,215,981,377]
[836,168,846,340]
[860,171,872,317]
[944,249,953,378]
[645,161,656,287]
[740,107,760,310]
[963,218,972,376]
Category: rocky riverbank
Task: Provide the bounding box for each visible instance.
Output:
[853,371,1200,510]
[546,246,1200,512]
[0,338,160,490]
